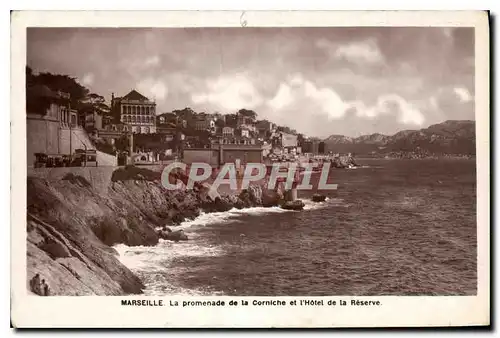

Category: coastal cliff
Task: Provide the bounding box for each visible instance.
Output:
[26,166,279,295]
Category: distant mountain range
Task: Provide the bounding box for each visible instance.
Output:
[323,120,476,156]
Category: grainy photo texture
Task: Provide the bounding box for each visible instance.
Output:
[12,11,489,328]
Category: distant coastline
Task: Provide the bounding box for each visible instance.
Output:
[356,154,475,160]
[357,156,475,160]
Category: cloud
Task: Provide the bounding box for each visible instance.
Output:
[191,74,263,112]
[316,38,384,65]
[266,74,424,127]
[268,83,293,110]
[429,96,439,110]
[267,73,351,120]
[144,55,160,68]
[27,27,474,136]
[453,87,473,103]
[303,81,349,120]
[167,72,199,93]
[82,73,94,86]
[137,78,168,101]
[357,94,425,126]
[428,86,475,121]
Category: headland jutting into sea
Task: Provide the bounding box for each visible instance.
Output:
[26,160,342,295]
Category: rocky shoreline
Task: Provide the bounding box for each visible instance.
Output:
[26,165,300,296]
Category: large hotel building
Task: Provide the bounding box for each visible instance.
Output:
[111,89,157,134]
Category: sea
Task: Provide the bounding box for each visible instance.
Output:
[114,159,477,296]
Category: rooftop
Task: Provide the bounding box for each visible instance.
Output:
[120,90,153,103]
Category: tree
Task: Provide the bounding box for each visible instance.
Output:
[237,109,257,120]
[195,130,212,147]
[78,93,110,115]
[26,67,65,115]
[115,135,130,153]
[173,107,195,119]
[30,71,89,107]
[297,133,305,146]
[26,66,34,87]
[225,114,238,128]
[215,119,225,128]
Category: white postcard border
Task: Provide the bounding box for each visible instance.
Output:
[10,10,490,328]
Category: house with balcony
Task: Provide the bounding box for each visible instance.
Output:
[222,126,235,137]
[111,90,157,134]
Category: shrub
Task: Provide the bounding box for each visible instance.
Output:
[111,165,160,182]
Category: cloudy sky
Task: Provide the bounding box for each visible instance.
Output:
[27,27,474,137]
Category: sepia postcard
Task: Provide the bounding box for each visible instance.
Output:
[10,10,490,328]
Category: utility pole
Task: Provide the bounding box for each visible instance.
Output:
[69,111,72,158]
[68,97,73,159]
[129,132,134,164]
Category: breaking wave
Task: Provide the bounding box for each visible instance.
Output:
[175,206,293,230]
[113,240,226,296]
[114,197,347,295]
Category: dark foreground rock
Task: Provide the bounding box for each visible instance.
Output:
[158,229,188,242]
[331,155,359,169]
[281,200,305,211]
[27,214,141,295]
[312,194,327,202]
[26,165,300,295]
[262,189,284,207]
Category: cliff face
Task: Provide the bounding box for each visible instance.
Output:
[27,175,158,295]
[26,166,275,295]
